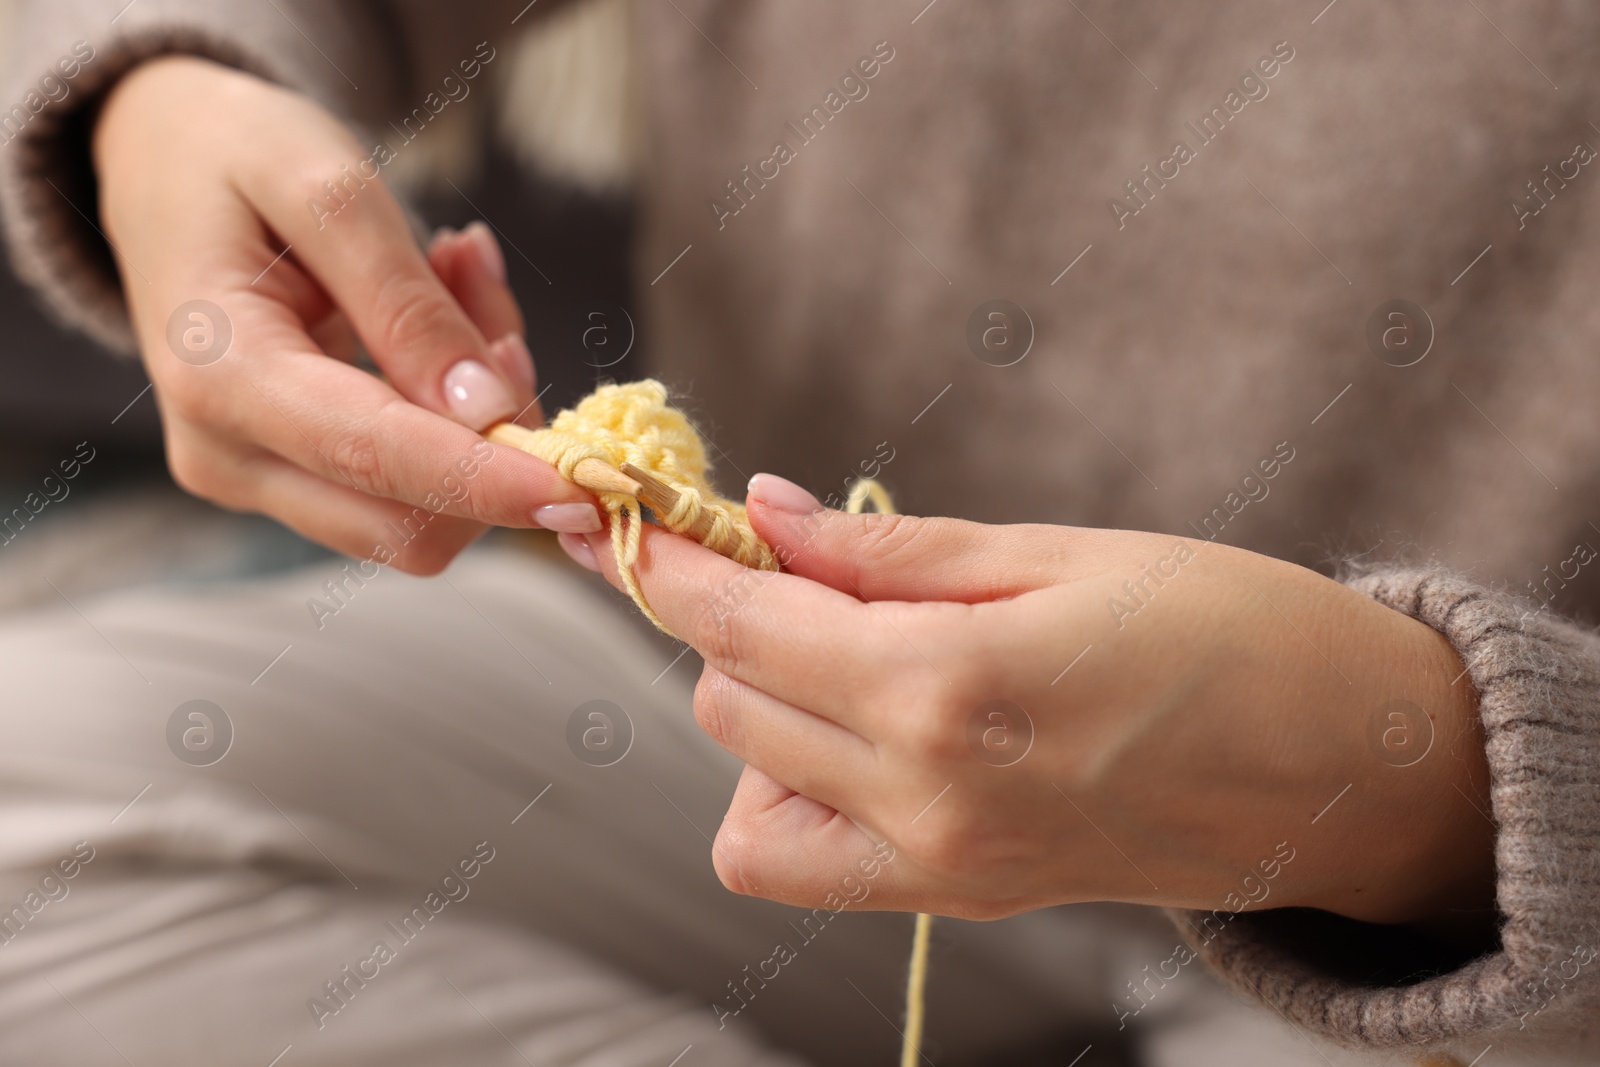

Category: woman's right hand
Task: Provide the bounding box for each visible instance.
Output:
[93,55,600,573]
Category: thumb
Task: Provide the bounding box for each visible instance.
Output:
[746,473,1059,602]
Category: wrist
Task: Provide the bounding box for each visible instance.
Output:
[1317,606,1497,935]
[93,56,251,176]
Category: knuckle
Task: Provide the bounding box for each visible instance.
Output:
[711,821,759,897]
[446,474,501,525]
[372,274,469,361]
[691,599,758,680]
[290,163,352,221]
[290,167,330,208]
[712,854,754,897]
[155,364,208,413]
[903,808,980,879]
[165,445,224,502]
[692,668,735,751]
[889,688,968,764]
[852,512,926,566]
[326,425,388,497]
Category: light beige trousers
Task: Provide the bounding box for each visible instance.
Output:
[0,503,1371,1066]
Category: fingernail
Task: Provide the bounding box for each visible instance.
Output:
[747,473,822,515]
[558,531,600,571]
[490,332,536,393]
[443,359,516,429]
[535,502,601,533]
[464,221,506,284]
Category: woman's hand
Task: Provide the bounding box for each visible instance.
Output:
[94,56,600,573]
[568,476,1495,931]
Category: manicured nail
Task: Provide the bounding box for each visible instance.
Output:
[443,359,516,429]
[558,531,600,571]
[535,502,601,533]
[464,221,506,284]
[489,332,536,394]
[747,473,822,514]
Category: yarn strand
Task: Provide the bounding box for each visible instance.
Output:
[500,383,932,1062]
[901,911,934,1067]
[507,380,778,632]
[842,479,934,1067]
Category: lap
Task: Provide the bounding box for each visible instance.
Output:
[0,537,1181,1065]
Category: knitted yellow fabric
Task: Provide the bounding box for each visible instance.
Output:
[518,380,778,630]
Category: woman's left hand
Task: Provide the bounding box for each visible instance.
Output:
[568,475,1495,930]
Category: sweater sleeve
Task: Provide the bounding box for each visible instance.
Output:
[0,0,526,352]
[1168,567,1600,1058]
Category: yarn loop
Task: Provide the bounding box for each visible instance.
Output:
[518,380,778,630]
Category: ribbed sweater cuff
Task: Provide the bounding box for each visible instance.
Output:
[1168,567,1600,1056]
[0,2,399,352]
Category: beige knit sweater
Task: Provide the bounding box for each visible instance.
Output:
[4,0,1600,1059]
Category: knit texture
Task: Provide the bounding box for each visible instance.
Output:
[516,379,778,630]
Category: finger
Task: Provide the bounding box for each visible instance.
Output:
[713,764,907,910]
[430,222,527,353]
[694,664,876,810]
[246,455,488,574]
[558,531,601,571]
[747,473,1072,601]
[143,200,592,529]
[581,523,904,735]
[429,226,541,427]
[230,337,594,528]
[164,424,486,574]
[232,126,520,430]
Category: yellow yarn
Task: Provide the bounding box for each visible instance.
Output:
[841,477,934,1067]
[510,380,931,1063]
[902,911,934,1067]
[518,380,779,630]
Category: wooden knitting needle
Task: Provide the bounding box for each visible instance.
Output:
[483,423,768,569]
[618,462,721,546]
[485,422,640,496]
[485,424,719,547]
